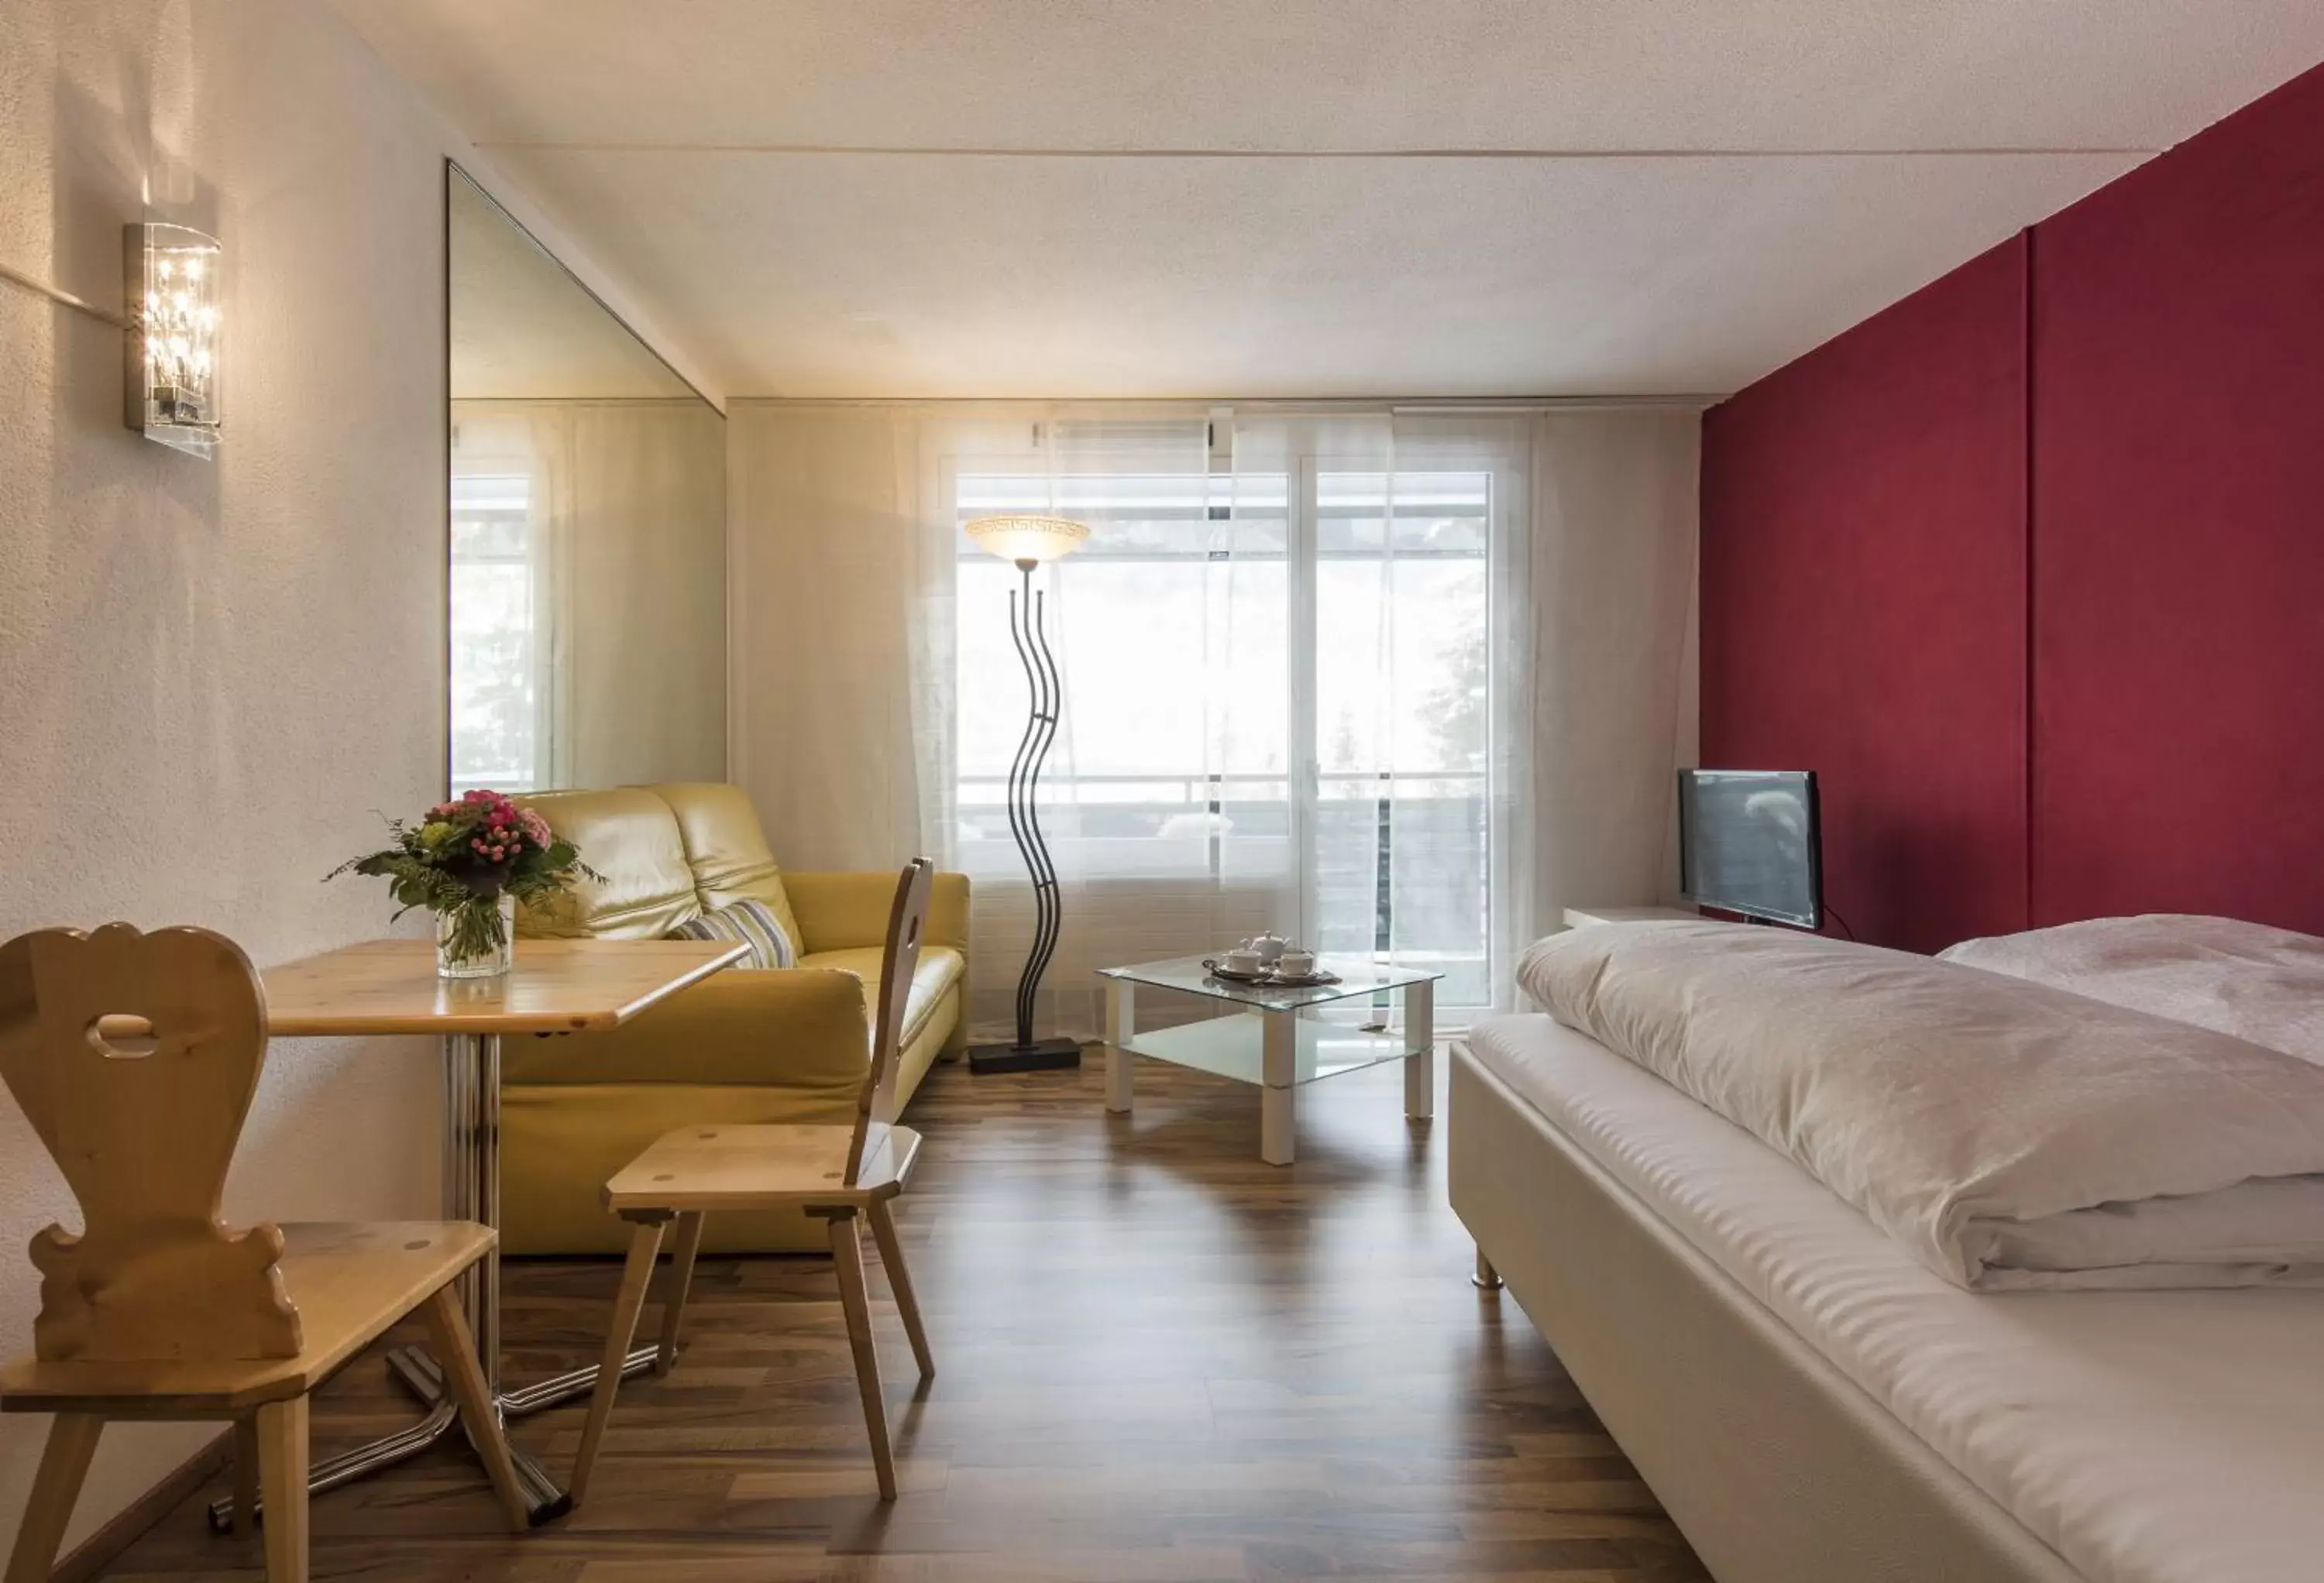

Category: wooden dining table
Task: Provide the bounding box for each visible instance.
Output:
[208,936,748,1530]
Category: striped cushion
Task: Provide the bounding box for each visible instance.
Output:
[664,897,796,970]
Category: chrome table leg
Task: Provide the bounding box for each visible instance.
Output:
[205,1400,459,1530]
[500,1344,662,1416]
[383,1337,664,1417]
[210,1030,580,1530]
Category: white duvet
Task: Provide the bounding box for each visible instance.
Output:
[1518,921,2324,1290]
[1939,912,2324,1064]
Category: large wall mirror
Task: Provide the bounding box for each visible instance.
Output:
[445,163,725,795]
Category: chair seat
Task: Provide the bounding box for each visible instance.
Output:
[0,1221,492,1413]
[603,1122,923,1214]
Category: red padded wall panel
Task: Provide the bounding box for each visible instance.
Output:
[2030,65,2324,933]
[1700,239,2030,954]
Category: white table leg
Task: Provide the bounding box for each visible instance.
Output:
[1404,979,1435,1120]
[1261,1009,1296,1166]
[1104,979,1135,1114]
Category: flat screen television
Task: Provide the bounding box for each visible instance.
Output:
[1677,769,1822,929]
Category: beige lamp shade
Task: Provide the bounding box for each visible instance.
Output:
[964,514,1091,565]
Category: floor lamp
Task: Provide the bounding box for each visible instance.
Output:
[964,514,1090,1073]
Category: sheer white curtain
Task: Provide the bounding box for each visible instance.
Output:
[727,403,985,868]
[1153,412,1541,1025]
[452,400,727,793]
[451,404,572,793]
[729,403,1278,1028]
[727,402,1696,1039]
[951,413,1295,1038]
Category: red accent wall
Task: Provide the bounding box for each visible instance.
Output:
[1701,60,2324,949]
[1700,240,2029,953]
[2030,72,2324,932]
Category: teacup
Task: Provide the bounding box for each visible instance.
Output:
[1222,948,1264,976]
[1277,949,1317,977]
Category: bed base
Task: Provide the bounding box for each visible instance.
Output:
[1448,1043,2085,1583]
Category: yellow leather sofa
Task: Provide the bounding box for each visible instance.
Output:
[503,783,968,1255]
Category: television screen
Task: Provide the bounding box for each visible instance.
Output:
[1678,770,1822,929]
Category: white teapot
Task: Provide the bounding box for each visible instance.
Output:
[1243,931,1291,967]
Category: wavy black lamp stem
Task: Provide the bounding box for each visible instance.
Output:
[969,558,1084,1073]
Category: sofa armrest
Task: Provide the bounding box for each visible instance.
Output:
[500,967,871,1097]
[784,870,970,955]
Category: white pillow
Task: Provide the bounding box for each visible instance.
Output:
[1939,915,2324,1064]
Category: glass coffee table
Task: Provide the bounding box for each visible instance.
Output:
[1096,955,1441,1165]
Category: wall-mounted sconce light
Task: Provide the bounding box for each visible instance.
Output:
[124,222,222,458]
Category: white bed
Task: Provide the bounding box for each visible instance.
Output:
[1451,1012,2324,1583]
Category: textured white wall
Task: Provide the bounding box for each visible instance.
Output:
[0,0,586,1554]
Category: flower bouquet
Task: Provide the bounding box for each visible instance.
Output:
[331,790,594,977]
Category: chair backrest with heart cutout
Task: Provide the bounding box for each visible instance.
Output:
[0,924,301,1361]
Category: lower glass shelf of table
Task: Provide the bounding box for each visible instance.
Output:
[1096,954,1442,1165]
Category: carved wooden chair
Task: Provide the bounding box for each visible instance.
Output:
[0,925,528,1583]
[570,859,937,1502]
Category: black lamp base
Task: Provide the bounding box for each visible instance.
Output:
[968,1038,1085,1075]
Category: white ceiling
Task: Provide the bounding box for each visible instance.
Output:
[448,168,698,401]
[342,1,2324,399]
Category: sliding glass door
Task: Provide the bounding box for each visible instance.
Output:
[947,414,1525,1032]
[1306,461,1499,1012]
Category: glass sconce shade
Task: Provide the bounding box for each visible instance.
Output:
[125,222,222,458]
[963,513,1091,565]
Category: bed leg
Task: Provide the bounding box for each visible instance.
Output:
[1472,1248,1504,1291]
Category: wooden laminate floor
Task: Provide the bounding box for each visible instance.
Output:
[108,1051,1710,1581]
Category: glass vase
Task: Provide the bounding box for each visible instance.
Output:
[436,892,516,979]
